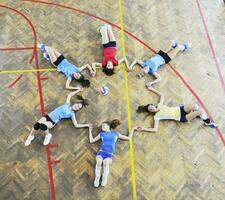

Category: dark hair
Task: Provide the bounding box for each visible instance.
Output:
[76,74,90,88]
[104,119,121,130]
[102,68,115,76]
[137,104,151,113]
[76,95,89,107]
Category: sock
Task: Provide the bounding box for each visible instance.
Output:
[200,113,207,120]
[95,164,101,178]
[103,164,109,178]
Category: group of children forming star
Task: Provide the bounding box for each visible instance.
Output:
[25,24,218,187]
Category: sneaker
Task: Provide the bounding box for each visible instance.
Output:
[43,52,50,61]
[37,43,46,52]
[182,42,191,51]
[94,177,100,187]
[204,121,218,129]
[43,133,52,145]
[25,134,35,146]
[101,176,108,187]
[171,40,178,48]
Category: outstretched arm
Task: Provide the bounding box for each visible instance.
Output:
[118,126,137,140]
[92,62,102,69]
[80,64,96,76]
[71,115,90,128]
[147,72,161,86]
[89,125,101,143]
[66,78,82,90]
[128,59,144,71]
[146,86,164,105]
[137,119,159,133]
[66,87,83,104]
[118,57,130,70]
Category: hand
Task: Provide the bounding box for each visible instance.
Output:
[89,123,93,129]
[146,82,153,88]
[78,86,84,92]
[136,126,143,132]
[127,67,132,72]
[90,71,96,76]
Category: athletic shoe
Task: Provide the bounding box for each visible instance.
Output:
[43,52,50,61]
[37,43,46,52]
[94,177,100,187]
[171,40,178,48]
[182,42,191,51]
[43,133,52,145]
[101,176,108,187]
[204,121,218,129]
[25,134,35,146]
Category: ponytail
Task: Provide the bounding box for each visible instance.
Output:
[109,119,121,129]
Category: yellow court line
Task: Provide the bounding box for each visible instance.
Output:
[119,0,137,199]
[0,68,56,74]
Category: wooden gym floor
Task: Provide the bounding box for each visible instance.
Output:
[0,0,225,200]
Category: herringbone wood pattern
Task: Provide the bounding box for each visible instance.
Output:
[0,0,225,200]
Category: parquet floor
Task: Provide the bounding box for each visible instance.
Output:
[0,0,225,200]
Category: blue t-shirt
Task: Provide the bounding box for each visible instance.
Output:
[48,103,75,124]
[57,59,81,80]
[100,131,119,154]
[142,54,165,74]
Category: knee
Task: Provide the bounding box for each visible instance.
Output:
[40,123,48,131]
[96,157,103,166]
[33,122,40,130]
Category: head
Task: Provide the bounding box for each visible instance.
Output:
[102,61,115,76]
[72,95,89,111]
[101,119,121,132]
[74,73,90,88]
[137,104,158,114]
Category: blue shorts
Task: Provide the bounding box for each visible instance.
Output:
[180,106,188,122]
[97,150,114,160]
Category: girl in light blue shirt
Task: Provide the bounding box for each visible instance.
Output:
[25,87,91,146]
[128,41,191,87]
[38,44,96,89]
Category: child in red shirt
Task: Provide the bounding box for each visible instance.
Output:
[92,24,129,76]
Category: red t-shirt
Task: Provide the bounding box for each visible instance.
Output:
[102,47,119,67]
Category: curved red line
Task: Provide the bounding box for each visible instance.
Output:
[0,5,56,200]
[23,0,225,146]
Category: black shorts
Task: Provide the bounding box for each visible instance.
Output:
[45,115,56,125]
[53,55,65,66]
[158,50,171,64]
[103,41,117,49]
[180,106,188,123]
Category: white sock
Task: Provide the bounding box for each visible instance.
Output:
[200,112,208,120]
[102,164,109,179]
[95,164,102,178]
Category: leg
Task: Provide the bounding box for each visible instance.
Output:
[45,46,61,64]
[186,110,202,121]
[100,25,109,45]
[183,104,199,113]
[94,156,103,187]
[106,24,116,42]
[167,47,181,60]
[101,158,112,186]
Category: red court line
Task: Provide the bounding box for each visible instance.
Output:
[0,5,57,200]
[7,74,23,88]
[196,0,225,94]
[0,47,34,51]
[23,0,225,146]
